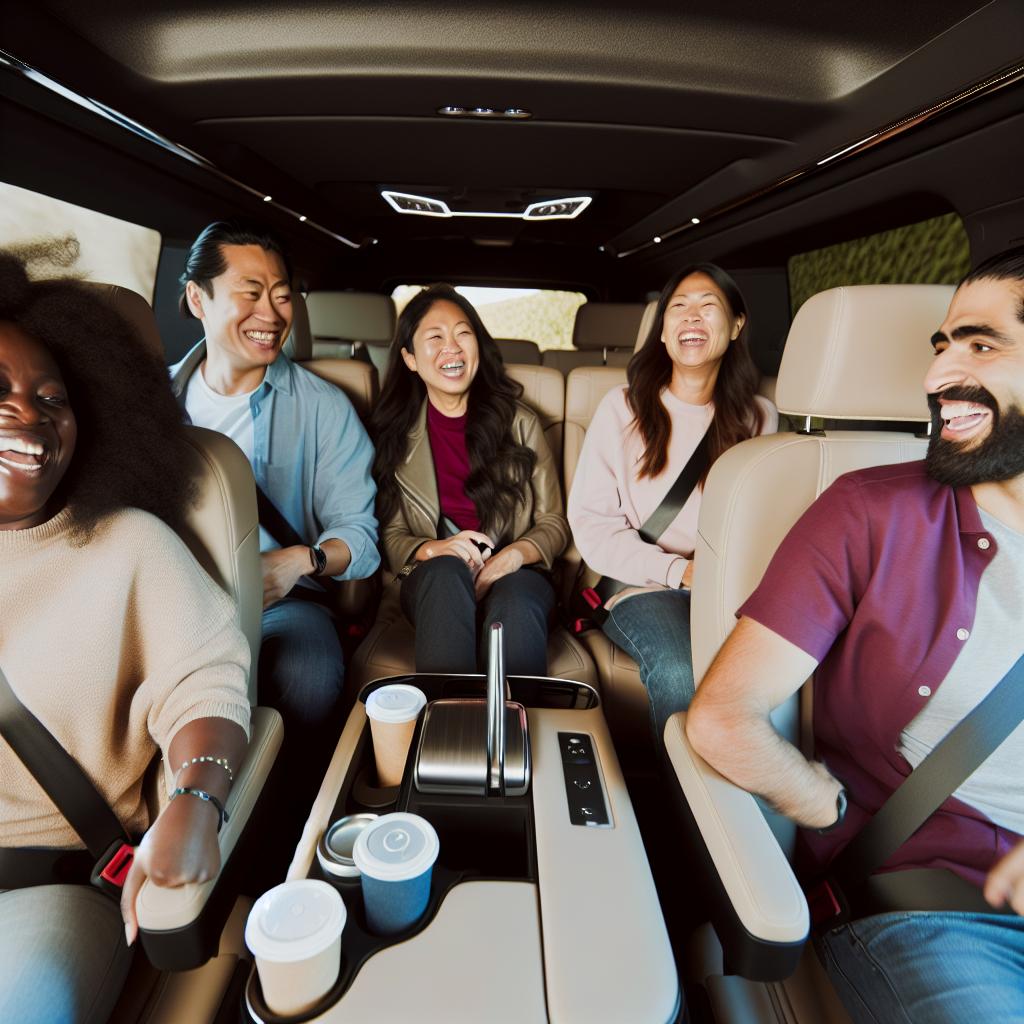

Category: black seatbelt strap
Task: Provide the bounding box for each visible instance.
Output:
[832,649,1024,886]
[0,664,134,894]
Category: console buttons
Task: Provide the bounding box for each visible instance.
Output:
[573,778,592,790]
[558,733,610,827]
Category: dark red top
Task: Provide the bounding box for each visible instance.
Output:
[426,401,480,532]
[740,460,1020,889]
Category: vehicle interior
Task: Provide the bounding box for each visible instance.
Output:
[2,2,1023,1021]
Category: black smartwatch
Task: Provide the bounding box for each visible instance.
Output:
[817,785,849,835]
[308,543,328,577]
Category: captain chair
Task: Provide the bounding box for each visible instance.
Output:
[305,290,396,384]
[663,284,953,1021]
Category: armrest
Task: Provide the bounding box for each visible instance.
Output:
[138,706,283,969]
[663,712,808,980]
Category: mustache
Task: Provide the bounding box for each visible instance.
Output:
[926,385,998,422]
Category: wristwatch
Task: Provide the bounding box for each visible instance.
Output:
[817,785,849,835]
[308,543,328,577]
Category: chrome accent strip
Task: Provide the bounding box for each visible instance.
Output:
[611,62,1024,259]
[0,49,363,250]
[486,622,506,795]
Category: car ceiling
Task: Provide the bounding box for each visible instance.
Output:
[2,1,1023,295]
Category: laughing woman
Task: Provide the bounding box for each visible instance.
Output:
[0,249,250,1024]
[568,263,777,744]
[371,284,568,675]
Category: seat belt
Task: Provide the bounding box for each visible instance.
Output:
[577,430,711,624]
[811,649,1024,923]
[254,483,341,606]
[0,664,135,895]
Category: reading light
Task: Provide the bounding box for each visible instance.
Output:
[298,215,307,222]
[653,236,662,243]
[263,195,272,202]
[691,217,700,225]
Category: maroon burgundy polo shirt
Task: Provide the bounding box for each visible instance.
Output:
[740,460,1021,889]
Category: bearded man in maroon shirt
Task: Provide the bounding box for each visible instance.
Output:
[687,246,1024,1024]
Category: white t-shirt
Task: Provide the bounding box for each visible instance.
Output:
[899,507,1024,834]
[184,367,278,552]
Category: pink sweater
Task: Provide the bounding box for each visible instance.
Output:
[568,386,777,587]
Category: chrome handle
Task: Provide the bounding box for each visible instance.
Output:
[486,621,506,796]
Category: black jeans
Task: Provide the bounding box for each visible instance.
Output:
[400,555,554,676]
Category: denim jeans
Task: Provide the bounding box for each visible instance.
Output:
[0,884,132,1024]
[816,910,1024,1023]
[601,588,695,742]
[400,556,554,676]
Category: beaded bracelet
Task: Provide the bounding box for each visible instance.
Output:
[176,755,234,783]
[170,786,230,832]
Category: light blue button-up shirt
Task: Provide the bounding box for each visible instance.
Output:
[170,341,379,581]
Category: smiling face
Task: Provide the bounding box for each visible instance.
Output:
[401,299,481,411]
[924,276,1024,487]
[186,243,292,377]
[660,272,745,372]
[0,322,77,530]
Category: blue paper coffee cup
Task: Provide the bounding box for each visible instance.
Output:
[352,812,440,936]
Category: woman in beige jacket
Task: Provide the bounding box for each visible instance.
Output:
[370,285,568,675]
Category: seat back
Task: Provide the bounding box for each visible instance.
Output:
[563,365,629,495]
[305,290,395,382]
[542,302,642,376]
[495,338,542,365]
[690,284,953,853]
[506,363,566,469]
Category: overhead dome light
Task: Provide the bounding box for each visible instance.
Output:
[436,106,532,120]
[691,217,701,225]
[381,191,592,221]
[263,195,272,202]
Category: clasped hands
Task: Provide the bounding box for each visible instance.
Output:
[417,530,525,598]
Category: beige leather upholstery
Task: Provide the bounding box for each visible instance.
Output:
[563,365,629,495]
[507,362,565,469]
[775,284,952,420]
[305,289,395,355]
[675,283,947,1020]
[495,337,541,364]
[635,298,658,351]
[541,301,642,376]
[542,347,606,375]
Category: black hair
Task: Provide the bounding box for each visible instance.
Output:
[627,262,764,481]
[0,245,198,542]
[370,285,536,536]
[179,219,292,317]
[960,244,1024,322]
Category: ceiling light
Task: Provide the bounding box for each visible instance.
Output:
[381,191,592,221]
[653,236,662,243]
[298,215,307,222]
[691,217,700,225]
[263,195,272,202]
[436,106,532,120]
[438,106,466,116]
[504,108,531,119]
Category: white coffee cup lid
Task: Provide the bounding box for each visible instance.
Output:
[365,684,427,724]
[245,880,346,963]
[352,812,439,882]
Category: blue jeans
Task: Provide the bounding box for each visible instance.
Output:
[401,556,554,676]
[601,588,695,742]
[817,911,1024,1023]
[0,884,132,1024]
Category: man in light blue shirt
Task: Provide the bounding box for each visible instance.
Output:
[170,220,379,780]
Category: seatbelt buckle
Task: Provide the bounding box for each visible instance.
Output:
[90,840,134,897]
[580,587,603,612]
[806,877,849,931]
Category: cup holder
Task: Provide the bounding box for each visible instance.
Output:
[351,766,400,811]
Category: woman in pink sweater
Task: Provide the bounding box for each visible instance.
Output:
[568,264,777,743]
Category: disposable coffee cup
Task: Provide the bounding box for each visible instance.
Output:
[245,879,346,1017]
[317,813,378,880]
[365,684,427,788]
[352,812,440,936]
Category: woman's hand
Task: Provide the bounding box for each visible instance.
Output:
[120,791,223,946]
[474,542,528,599]
[681,560,694,589]
[417,530,494,573]
[985,840,1024,916]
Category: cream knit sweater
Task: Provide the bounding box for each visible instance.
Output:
[0,507,251,848]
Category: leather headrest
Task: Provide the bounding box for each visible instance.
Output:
[306,291,396,348]
[284,291,313,361]
[775,284,954,421]
[81,282,163,359]
[634,300,658,352]
[572,302,644,351]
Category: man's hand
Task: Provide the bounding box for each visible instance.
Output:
[417,531,494,574]
[120,793,222,946]
[985,840,1024,916]
[474,543,526,599]
[261,545,312,609]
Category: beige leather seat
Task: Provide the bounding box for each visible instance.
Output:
[664,284,953,1022]
[81,285,284,1014]
[349,362,597,691]
[306,290,396,384]
[495,337,542,365]
[542,302,643,376]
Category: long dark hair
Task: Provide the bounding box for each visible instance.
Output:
[0,246,197,542]
[627,263,764,481]
[371,285,536,535]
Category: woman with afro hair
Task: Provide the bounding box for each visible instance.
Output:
[0,246,250,1024]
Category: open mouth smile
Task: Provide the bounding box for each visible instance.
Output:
[0,432,50,474]
[439,360,466,379]
[939,400,992,441]
[244,329,280,350]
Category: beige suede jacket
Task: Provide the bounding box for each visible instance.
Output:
[382,399,569,575]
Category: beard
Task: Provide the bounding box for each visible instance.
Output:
[925,385,1024,487]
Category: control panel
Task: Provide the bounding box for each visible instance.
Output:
[557,732,611,827]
